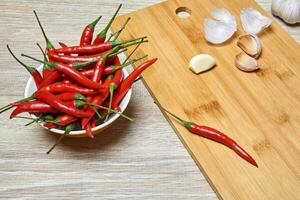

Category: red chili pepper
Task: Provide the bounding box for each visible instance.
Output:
[53,63,105,90]
[111,58,157,108]
[35,90,92,118]
[7,45,43,87]
[93,4,122,44]
[55,37,144,55]
[80,16,101,46]
[40,82,99,95]
[156,104,258,167]
[10,101,58,118]
[44,114,77,129]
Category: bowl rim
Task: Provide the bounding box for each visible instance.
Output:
[24,65,132,135]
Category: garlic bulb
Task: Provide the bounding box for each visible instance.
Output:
[204,8,237,44]
[235,52,260,72]
[272,0,300,24]
[240,7,272,35]
[237,34,261,58]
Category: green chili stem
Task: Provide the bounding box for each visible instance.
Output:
[104,84,115,122]
[98,4,122,39]
[7,45,35,74]
[88,16,102,29]
[83,101,133,121]
[25,114,42,126]
[110,17,131,42]
[33,10,54,49]
[46,123,75,154]
[122,38,144,64]
[118,36,147,47]
[154,102,187,124]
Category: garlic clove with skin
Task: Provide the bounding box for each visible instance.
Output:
[204,8,237,44]
[235,52,260,72]
[272,0,300,24]
[237,34,261,58]
[240,7,272,35]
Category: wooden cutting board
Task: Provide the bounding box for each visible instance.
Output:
[111,0,300,199]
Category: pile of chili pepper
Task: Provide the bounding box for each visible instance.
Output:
[0,4,158,153]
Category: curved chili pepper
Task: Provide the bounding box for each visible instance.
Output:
[35,90,92,118]
[53,63,105,90]
[93,4,122,44]
[80,16,101,46]
[10,101,58,118]
[7,45,43,87]
[40,82,99,95]
[156,104,258,167]
[111,58,157,108]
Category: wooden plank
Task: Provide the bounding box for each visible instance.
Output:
[111,0,300,199]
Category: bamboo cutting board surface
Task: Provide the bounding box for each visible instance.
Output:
[111,0,300,199]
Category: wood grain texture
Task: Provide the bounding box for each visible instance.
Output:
[0,0,298,199]
[111,0,300,199]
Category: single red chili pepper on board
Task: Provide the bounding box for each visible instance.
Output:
[80,16,101,46]
[93,4,122,44]
[10,101,58,118]
[7,45,43,87]
[110,58,158,108]
[33,10,55,78]
[35,90,92,118]
[156,103,258,167]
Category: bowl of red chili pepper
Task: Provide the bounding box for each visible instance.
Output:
[24,64,132,138]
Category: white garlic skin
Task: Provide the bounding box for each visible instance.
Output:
[272,0,300,24]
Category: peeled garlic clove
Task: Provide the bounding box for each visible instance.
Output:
[235,52,259,72]
[240,7,272,35]
[204,8,236,44]
[189,54,216,74]
[237,34,261,58]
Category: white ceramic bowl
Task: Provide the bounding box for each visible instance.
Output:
[24,65,132,137]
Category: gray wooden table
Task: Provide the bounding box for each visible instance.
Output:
[0,1,299,199]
